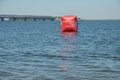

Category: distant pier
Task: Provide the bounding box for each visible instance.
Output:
[0,15,57,21]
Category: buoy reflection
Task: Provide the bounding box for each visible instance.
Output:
[59,32,77,71]
[61,32,77,52]
[61,32,77,38]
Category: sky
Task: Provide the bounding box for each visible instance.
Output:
[0,0,120,19]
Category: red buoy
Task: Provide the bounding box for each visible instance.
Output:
[61,15,78,32]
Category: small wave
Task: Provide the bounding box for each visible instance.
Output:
[0,71,14,77]
[33,75,54,80]
[94,69,120,74]
[112,56,120,61]
[21,51,82,61]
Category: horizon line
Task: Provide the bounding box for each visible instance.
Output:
[0,14,120,20]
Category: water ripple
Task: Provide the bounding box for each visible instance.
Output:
[0,20,120,80]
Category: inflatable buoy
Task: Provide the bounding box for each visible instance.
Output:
[61,15,78,32]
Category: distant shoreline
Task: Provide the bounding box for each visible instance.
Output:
[0,14,81,21]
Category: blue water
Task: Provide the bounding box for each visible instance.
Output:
[0,20,120,80]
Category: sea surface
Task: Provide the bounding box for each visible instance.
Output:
[0,20,120,80]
